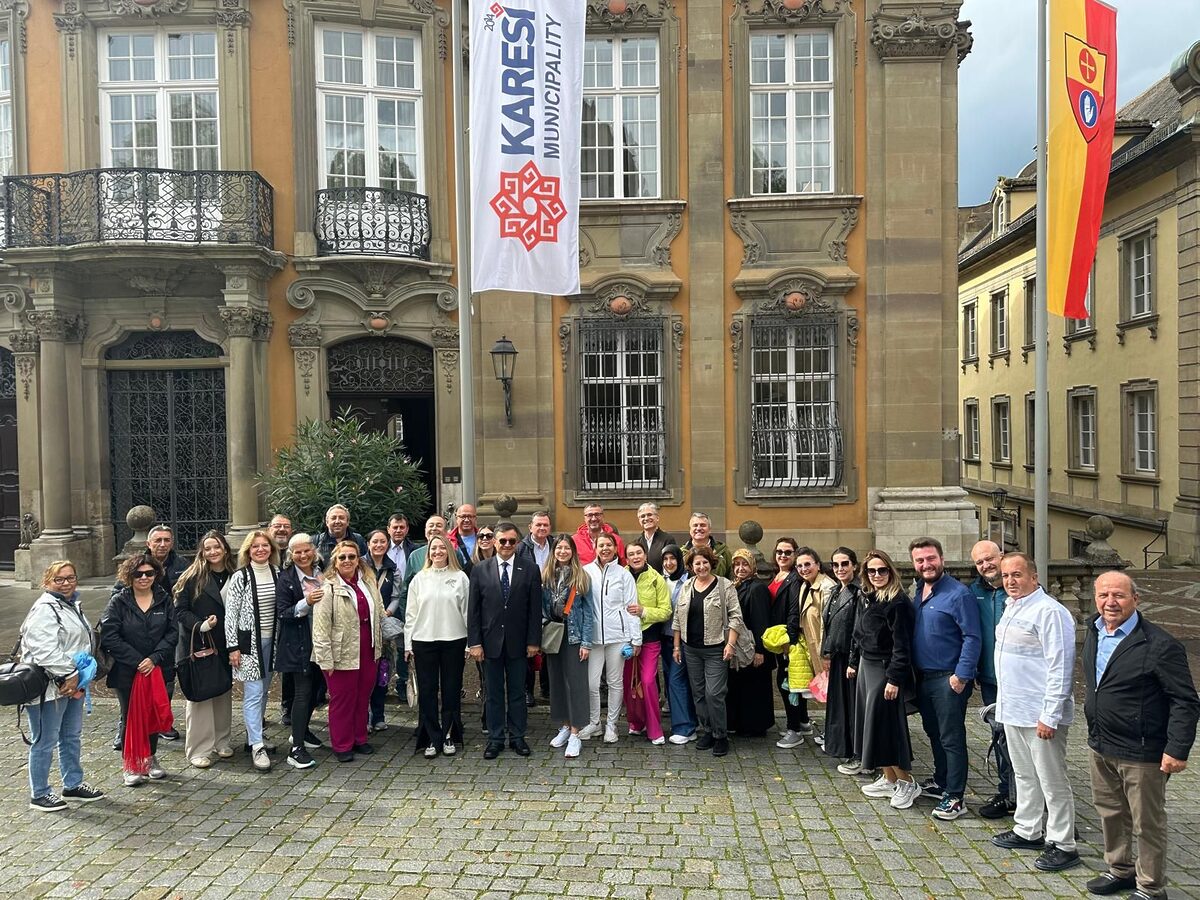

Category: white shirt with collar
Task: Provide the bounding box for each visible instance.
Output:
[994,585,1076,729]
[387,542,408,579]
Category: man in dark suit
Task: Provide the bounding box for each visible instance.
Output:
[468,521,542,758]
[630,502,676,573]
[1081,571,1198,900]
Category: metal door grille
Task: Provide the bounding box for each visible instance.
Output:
[108,367,228,551]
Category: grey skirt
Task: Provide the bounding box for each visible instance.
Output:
[854,656,912,770]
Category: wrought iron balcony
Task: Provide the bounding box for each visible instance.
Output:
[2,168,274,249]
[315,187,431,259]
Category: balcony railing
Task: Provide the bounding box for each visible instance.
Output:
[315,187,431,259]
[3,168,274,249]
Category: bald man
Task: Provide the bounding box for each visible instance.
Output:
[970,539,1015,820]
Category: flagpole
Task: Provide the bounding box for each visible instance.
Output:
[451,0,476,508]
[1034,0,1049,582]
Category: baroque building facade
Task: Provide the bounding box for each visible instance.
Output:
[0,0,975,578]
[957,42,1200,566]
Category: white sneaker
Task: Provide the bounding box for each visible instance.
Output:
[550,726,571,749]
[252,745,272,771]
[775,730,804,749]
[890,778,921,810]
[668,732,696,745]
[424,745,438,759]
[122,771,146,787]
[564,735,582,758]
[862,775,897,799]
[442,741,457,757]
[577,723,601,741]
[147,756,166,780]
[651,736,666,746]
[837,758,864,775]
[603,726,618,743]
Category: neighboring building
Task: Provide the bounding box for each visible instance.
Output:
[0,0,976,578]
[957,41,1200,566]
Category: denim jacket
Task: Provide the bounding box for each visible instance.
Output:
[542,571,596,649]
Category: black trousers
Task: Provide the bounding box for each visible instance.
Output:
[282,662,324,713]
[287,665,317,749]
[412,639,466,747]
[484,654,528,742]
[776,654,810,730]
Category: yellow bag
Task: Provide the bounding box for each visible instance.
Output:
[762,624,790,655]
[787,637,814,692]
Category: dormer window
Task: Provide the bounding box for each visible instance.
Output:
[993,190,1007,235]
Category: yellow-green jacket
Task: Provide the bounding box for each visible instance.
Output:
[630,565,672,636]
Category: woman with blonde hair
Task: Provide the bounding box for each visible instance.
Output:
[542,535,594,758]
[404,535,470,758]
[174,530,235,769]
[313,539,383,762]
[223,530,280,772]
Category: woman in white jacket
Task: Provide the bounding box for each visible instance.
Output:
[404,535,470,758]
[579,533,641,743]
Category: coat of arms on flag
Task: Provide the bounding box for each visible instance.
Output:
[1064,34,1108,143]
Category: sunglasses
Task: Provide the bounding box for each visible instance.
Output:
[775,550,794,557]
[832,560,854,568]
[133,570,156,579]
[477,533,495,540]
[497,538,518,546]
[335,554,359,562]
[865,566,891,577]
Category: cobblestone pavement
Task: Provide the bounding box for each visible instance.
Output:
[1,571,1198,900]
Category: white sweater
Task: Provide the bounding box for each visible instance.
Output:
[404,567,470,653]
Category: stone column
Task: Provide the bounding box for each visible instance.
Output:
[10,327,40,583]
[865,1,979,560]
[220,305,271,542]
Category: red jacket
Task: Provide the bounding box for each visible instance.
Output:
[572,522,626,566]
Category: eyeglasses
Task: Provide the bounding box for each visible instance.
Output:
[496,538,518,546]
[832,560,853,568]
[51,575,78,585]
[335,554,359,562]
[865,566,891,577]
[477,533,495,540]
[133,570,156,579]
[456,514,475,520]
[775,550,794,557]
[798,561,816,569]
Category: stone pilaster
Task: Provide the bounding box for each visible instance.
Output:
[9,326,39,582]
[220,304,272,542]
[865,0,978,558]
[288,320,323,424]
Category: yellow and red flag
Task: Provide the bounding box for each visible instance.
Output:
[1047,0,1117,319]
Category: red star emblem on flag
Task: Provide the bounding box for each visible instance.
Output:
[488,161,568,251]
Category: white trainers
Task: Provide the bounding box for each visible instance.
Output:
[147,756,166,780]
[550,726,571,749]
[564,735,582,758]
[577,723,601,741]
[442,741,457,757]
[890,778,921,809]
[669,732,696,745]
[122,771,146,787]
[862,775,897,798]
[651,736,666,746]
[837,758,864,775]
[775,730,804,749]
[603,726,618,743]
[251,745,272,771]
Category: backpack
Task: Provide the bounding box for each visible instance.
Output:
[91,621,114,680]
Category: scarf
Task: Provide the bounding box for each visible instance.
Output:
[123,667,174,775]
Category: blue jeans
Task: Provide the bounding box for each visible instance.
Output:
[979,681,1013,799]
[27,696,84,799]
[242,637,274,748]
[661,636,696,736]
[916,670,973,799]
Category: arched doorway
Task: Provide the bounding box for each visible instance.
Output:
[0,348,18,568]
[326,337,436,512]
[106,331,228,551]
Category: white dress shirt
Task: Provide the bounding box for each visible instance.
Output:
[994,586,1076,729]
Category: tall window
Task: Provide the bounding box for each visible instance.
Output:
[317,27,422,192]
[1066,264,1095,335]
[0,38,12,177]
[99,30,219,169]
[749,318,842,489]
[1122,384,1157,475]
[749,31,833,195]
[581,36,659,200]
[1068,388,1096,470]
[1025,393,1036,467]
[579,320,665,490]
[1123,229,1155,319]
[963,400,980,461]
[962,301,978,361]
[991,396,1010,464]
[990,289,1008,354]
[1022,277,1036,348]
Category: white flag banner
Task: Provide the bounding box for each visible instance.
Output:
[469,0,583,295]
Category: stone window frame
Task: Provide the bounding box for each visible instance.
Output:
[1116,219,1158,342]
[1021,276,1035,355]
[1066,384,1097,475]
[1120,378,1158,480]
[559,273,684,508]
[583,0,681,202]
[729,0,857,199]
[988,286,1008,364]
[54,0,253,172]
[962,397,980,462]
[961,298,978,368]
[990,394,1011,466]
[285,0,450,261]
[730,269,858,506]
[0,2,28,176]
[1064,261,1097,353]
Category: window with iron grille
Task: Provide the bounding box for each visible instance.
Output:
[749,318,842,489]
[582,36,659,200]
[578,319,665,491]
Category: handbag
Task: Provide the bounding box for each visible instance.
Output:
[381,615,403,641]
[0,654,49,707]
[808,668,830,703]
[406,667,418,708]
[177,624,232,702]
[541,621,565,655]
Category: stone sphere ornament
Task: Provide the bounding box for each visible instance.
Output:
[785,291,807,311]
[607,0,628,14]
[369,315,388,331]
[782,0,805,9]
[609,295,633,316]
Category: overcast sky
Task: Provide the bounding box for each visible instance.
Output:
[958,0,1195,206]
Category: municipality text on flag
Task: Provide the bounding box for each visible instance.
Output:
[470,1,583,296]
[1047,0,1116,319]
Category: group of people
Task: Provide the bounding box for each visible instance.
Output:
[17,502,1199,900]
